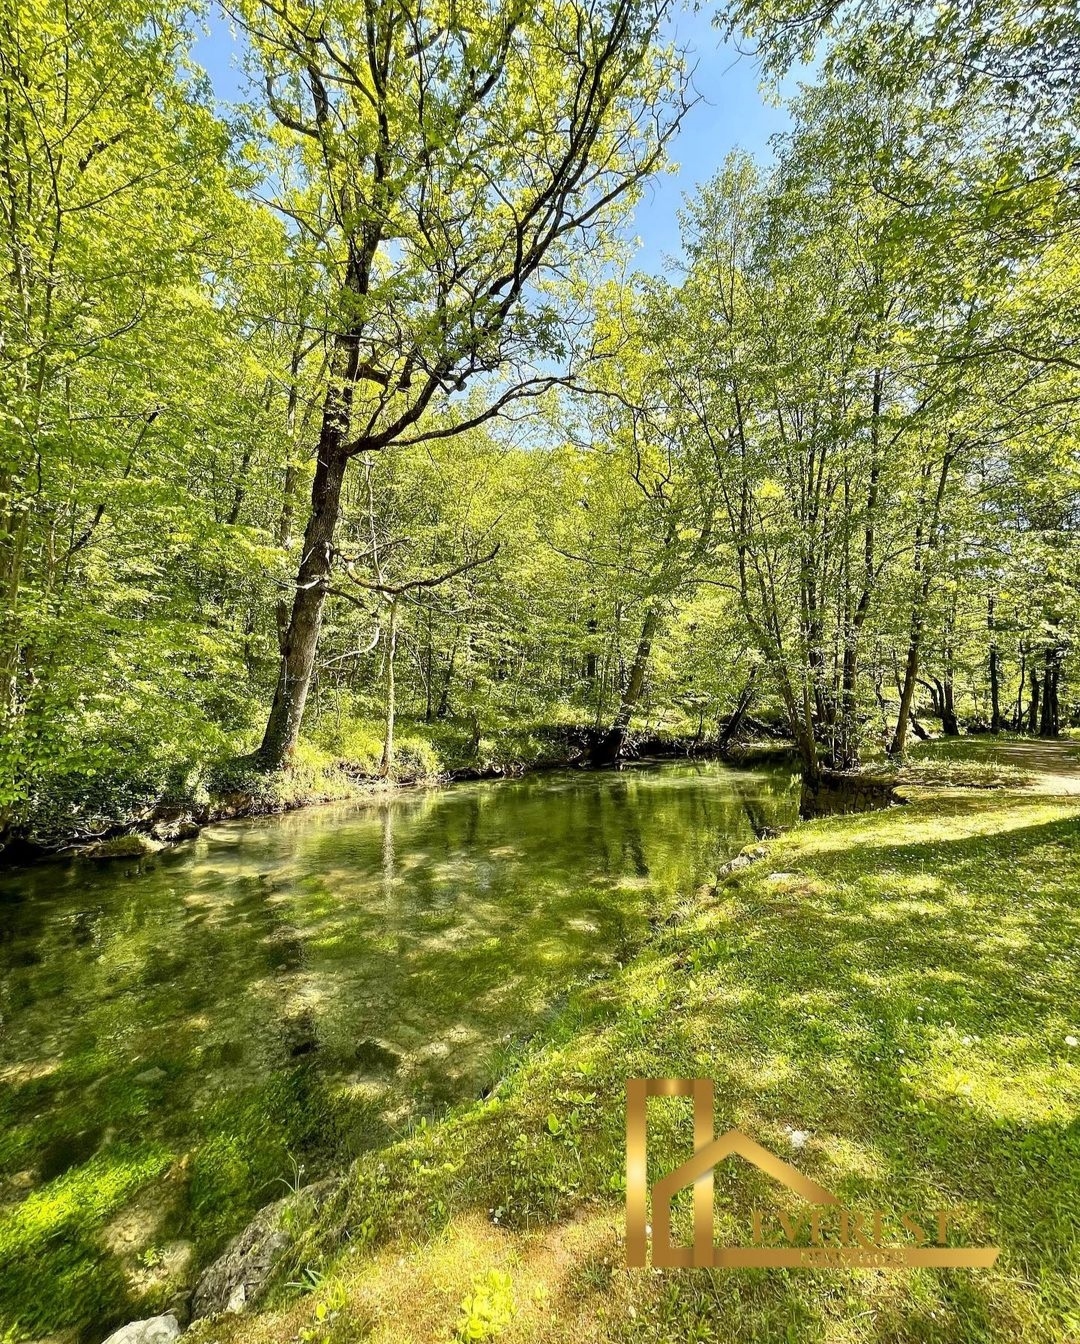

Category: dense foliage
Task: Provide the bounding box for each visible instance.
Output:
[0,0,1077,844]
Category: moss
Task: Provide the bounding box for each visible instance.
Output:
[185,1071,337,1258]
[84,833,164,859]
[0,1147,172,1337]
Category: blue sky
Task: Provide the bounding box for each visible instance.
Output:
[620,7,792,271]
[191,4,791,274]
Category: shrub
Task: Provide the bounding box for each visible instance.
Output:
[334,724,386,775]
[393,735,442,781]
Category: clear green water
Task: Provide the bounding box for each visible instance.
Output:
[0,761,795,1337]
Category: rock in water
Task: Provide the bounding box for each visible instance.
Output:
[84,833,164,860]
[100,1315,181,1344]
[150,819,201,842]
[191,1179,338,1320]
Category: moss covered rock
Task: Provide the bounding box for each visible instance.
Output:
[84,834,164,860]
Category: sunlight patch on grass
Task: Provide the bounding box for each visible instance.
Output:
[0,1058,61,1086]
[863,894,950,921]
[812,1133,894,1183]
[920,1042,1080,1124]
[202,784,1080,1344]
[781,797,1077,860]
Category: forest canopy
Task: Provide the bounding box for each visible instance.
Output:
[1,0,1077,846]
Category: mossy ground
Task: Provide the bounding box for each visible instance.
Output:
[199,757,1080,1344]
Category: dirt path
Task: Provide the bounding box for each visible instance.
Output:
[993,739,1080,794]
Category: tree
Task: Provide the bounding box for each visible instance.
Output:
[229,0,690,768]
[334,456,499,776]
[0,0,281,833]
[718,0,1080,130]
[550,281,721,764]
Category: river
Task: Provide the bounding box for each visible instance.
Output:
[0,760,795,1338]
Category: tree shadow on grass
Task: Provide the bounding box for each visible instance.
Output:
[320,798,1080,1343]
[623,806,1080,1342]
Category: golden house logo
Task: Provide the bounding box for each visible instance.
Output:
[626,1079,1000,1269]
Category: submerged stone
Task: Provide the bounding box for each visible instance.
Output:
[353,1038,401,1072]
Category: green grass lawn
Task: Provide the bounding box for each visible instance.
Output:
[900,737,1039,789]
[200,776,1080,1344]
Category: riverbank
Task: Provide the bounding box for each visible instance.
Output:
[182,757,1080,1344]
[0,722,795,865]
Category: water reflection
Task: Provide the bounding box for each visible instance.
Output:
[0,761,795,1332]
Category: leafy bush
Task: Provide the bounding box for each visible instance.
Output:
[393,735,442,780]
[205,742,350,811]
[333,723,386,775]
[12,722,227,847]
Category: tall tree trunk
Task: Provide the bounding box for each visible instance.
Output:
[835,640,861,769]
[1039,649,1059,738]
[379,597,400,776]
[437,641,457,718]
[891,636,923,757]
[258,445,348,768]
[988,596,1002,733]
[583,615,598,683]
[424,601,434,723]
[1014,641,1027,730]
[1027,663,1040,734]
[590,606,660,766]
[718,665,758,753]
[941,591,959,735]
[941,673,959,736]
[1039,660,1053,737]
[828,363,884,773]
[889,449,953,757]
[940,631,959,736]
[257,253,370,766]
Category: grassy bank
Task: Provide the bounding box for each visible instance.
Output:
[197,777,1080,1344]
[4,717,585,857]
